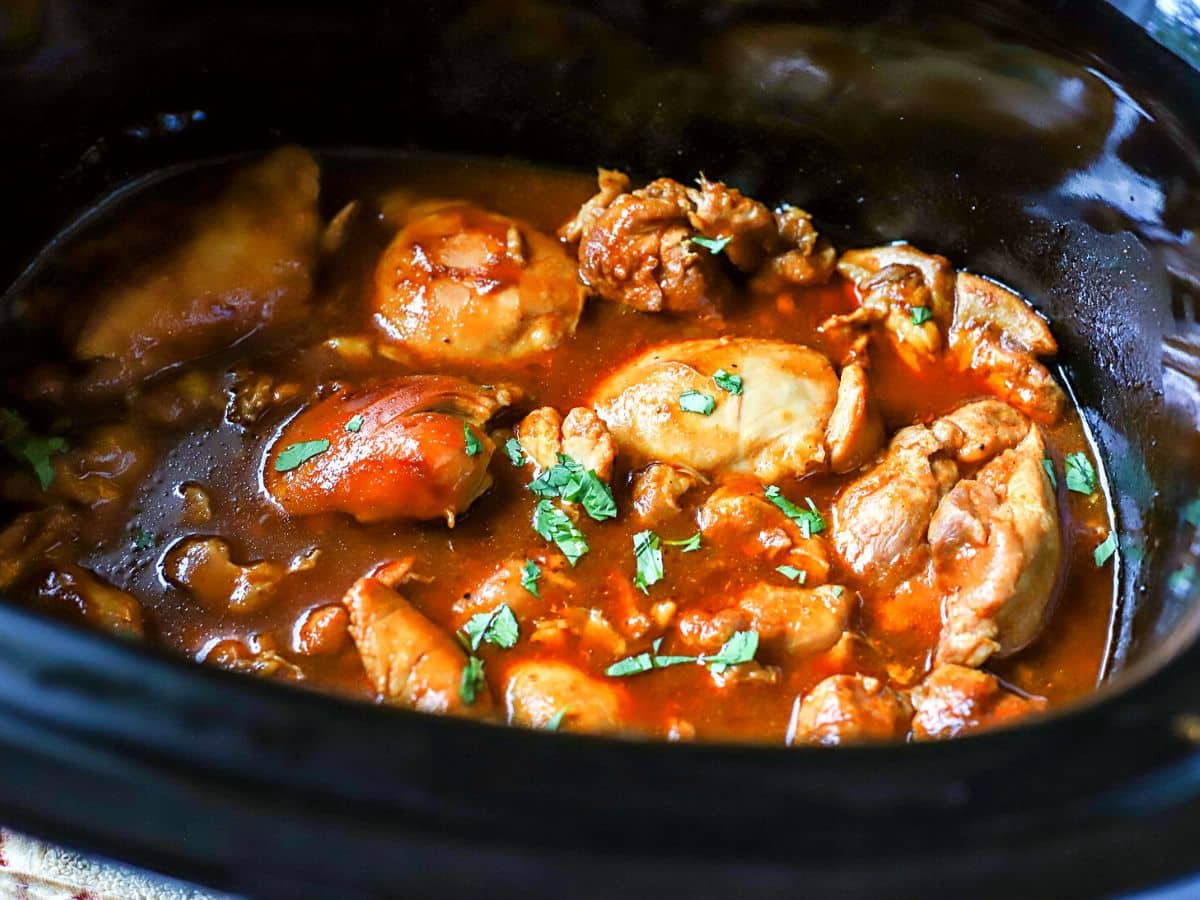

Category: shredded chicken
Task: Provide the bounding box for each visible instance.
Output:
[631,462,702,524]
[516,406,615,480]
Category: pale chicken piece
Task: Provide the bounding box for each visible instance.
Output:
[504,660,624,734]
[949,273,1065,422]
[697,483,830,582]
[631,463,702,524]
[790,674,913,746]
[825,361,884,473]
[592,338,840,482]
[343,559,494,718]
[516,406,615,479]
[931,427,1062,668]
[372,202,584,363]
[163,536,318,615]
[832,400,1031,588]
[452,556,573,625]
[76,146,319,384]
[911,664,1047,740]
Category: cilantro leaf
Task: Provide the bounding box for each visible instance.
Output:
[1169,564,1197,595]
[1182,494,1200,527]
[459,656,486,705]
[909,306,933,326]
[776,564,807,583]
[132,528,155,551]
[764,486,826,538]
[1042,456,1057,489]
[690,234,732,255]
[464,423,482,456]
[521,559,541,598]
[679,390,716,416]
[462,603,521,651]
[1094,532,1118,567]
[545,706,571,731]
[1065,452,1097,496]
[528,454,616,521]
[344,415,364,433]
[505,438,527,467]
[662,532,702,552]
[605,651,656,677]
[712,369,743,395]
[633,530,664,594]
[532,499,589,565]
[274,439,330,473]
[704,629,759,674]
[0,408,68,490]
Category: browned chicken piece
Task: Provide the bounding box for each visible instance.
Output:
[697,483,830,583]
[516,406,615,480]
[931,427,1061,668]
[293,605,350,656]
[372,202,584,363]
[911,664,1047,740]
[949,273,1065,422]
[631,462,702,524]
[343,559,494,717]
[163,536,317,615]
[504,659,624,734]
[592,338,840,482]
[50,424,155,509]
[76,146,319,385]
[837,244,956,323]
[33,564,144,638]
[791,674,914,746]
[265,377,518,525]
[226,369,303,427]
[452,556,573,625]
[833,399,1031,589]
[683,582,851,657]
[0,506,78,590]
[203,636,304,681]
[561,171,834,316]
[825,361,885,473]
[823,264,943,371]
[138,369,224,427]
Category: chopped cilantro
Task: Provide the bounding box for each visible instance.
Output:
[459,655,487,705]
[274,439,330,473]
[132,528,155,551]
[1169,564,1197,595]
[662,532,702,553]
[776,565,807,584]
[679,390,716,416]
[606,632,759,678]
[1183,494,1200,527]
[712,369,743,395]
[344,415,364,433]
[764,485,826,538]
[505,438,527,467]
[705,630,759,674]
[1042,456,1057,489]
[1094,532,1118,567]
[462,603,520,651]
[831,585,846,597]
[463,423,482,456]
[0,408,68,490]
[1065,452,1097,496]
[532,499,589,565]
[521,559,541,598]
[528,453,616,521]
[690,234,732,255]
[606,651,657,677]
[545,707,571,731]
[909,306,933,326]
[633,530,665,594]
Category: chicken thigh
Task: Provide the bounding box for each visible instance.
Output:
[791,674,913,746]
[911,664,1046,739]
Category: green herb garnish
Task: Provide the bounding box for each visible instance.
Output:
[132,529,155,551]
[545,707,571,731]
[663,532,702,553]
[521,559,541,598]
[1042,456,1057,489]
[462,603,520,651]
[344,415,364,433]
[764,486,826,538]
[464,423,482,457]
[505,438,526,467]
[1094,532,1118,567]
[712,369,743,395]
[605,632,759,678]
[706,630,759,674]
[909,306,933,326]
[459,655,486,705]
[679,390,716,416]
[633,530,665,594]
[273,439,330,473]
[528,453,616,521]
[1182,494,1200,527]
[690,234,732,255]
[776,565,807,583]
[1065,452,1097,496]
[532,499,589,566]
[0,408,68,490]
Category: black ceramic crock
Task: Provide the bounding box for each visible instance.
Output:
[1,1,1200,897]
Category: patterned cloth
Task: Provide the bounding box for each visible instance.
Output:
[0,829,232,900]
